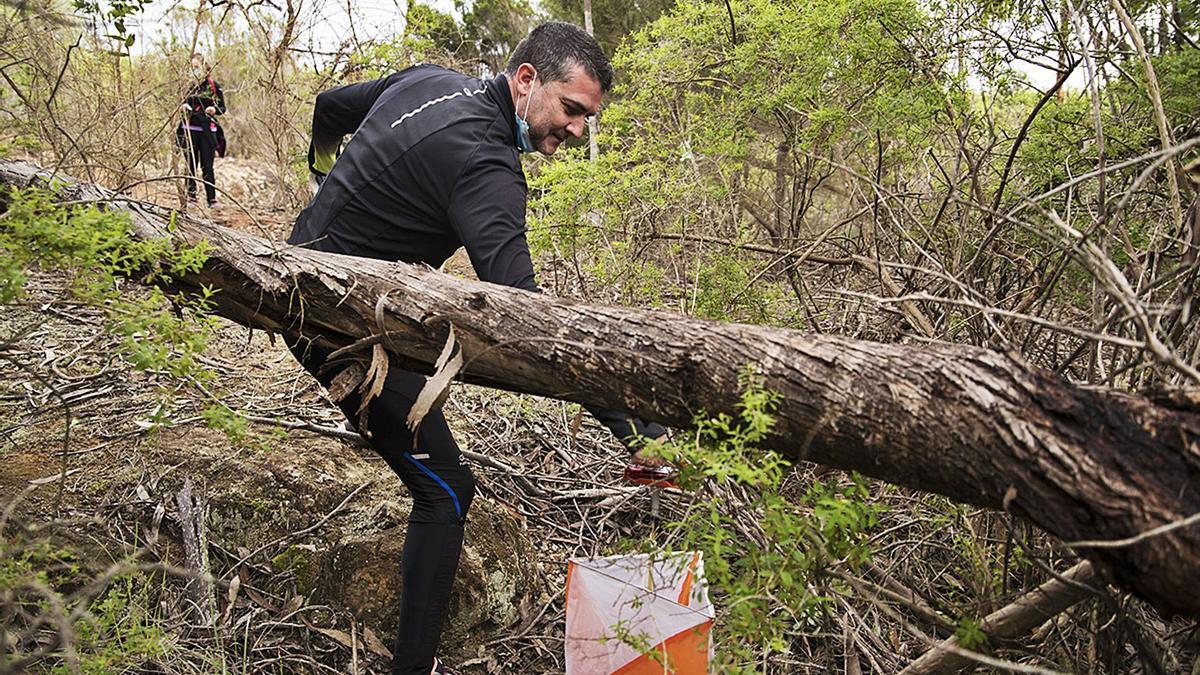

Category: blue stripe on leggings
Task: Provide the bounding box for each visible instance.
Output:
[403,452,462,519]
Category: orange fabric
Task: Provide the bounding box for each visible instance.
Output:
[677,552,700,606]
[611,621,712,675]
[565,561,575,611]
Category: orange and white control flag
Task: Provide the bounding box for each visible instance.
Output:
[565,552,713,674]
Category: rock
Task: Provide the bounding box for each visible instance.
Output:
[152,426,545,662]
[284,498,545,661]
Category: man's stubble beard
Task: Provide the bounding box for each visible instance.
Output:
[531,125,562,155]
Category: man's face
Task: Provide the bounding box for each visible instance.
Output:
[518,64,602,155]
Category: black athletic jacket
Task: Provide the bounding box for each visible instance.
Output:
[182,77,226,129]
[288,64,665,448]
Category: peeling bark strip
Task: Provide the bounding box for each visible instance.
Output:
[2,160,1198,618]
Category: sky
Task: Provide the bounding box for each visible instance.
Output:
[122,0,1072,89]
[129,0,458,59]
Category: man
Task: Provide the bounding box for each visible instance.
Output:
[286,22,669,675]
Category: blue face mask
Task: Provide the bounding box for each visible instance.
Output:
[515,74,538,154]
[515,113,535,153]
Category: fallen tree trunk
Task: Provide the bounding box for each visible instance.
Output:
[3,159,1198,618]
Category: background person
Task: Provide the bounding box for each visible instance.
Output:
[176,53,226,207]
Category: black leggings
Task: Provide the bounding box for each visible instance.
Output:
[185,130,217,204]
[289,340,476,675]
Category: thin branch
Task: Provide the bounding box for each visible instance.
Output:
[1065,511,1200,549]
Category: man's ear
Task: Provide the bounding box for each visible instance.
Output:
[514,62,537,95]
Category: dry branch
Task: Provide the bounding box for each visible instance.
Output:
[901,562,1096,674]
[174,478,215,625]
[2,159,1198,619]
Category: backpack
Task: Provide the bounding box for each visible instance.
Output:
[212,121,227,158]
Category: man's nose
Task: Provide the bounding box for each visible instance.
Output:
[566,117,585,138]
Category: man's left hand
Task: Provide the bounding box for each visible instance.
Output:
[630,435,671,468]
[625,435,679,489]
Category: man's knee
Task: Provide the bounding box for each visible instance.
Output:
[456,468,476,520]
[439,462,475,522]
[405,457,475,525]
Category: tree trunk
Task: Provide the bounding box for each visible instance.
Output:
[2,159,1198,619]
[583,0,600,163]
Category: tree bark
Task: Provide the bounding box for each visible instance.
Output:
[2,159,1198,619]
[583,0,600,163]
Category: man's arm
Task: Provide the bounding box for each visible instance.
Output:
[447,152,666,451]
[586,405,667,451]
[308,74,402,179]
[445,150,538,291]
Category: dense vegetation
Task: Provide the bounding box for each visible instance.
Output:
[1,0,1197,671]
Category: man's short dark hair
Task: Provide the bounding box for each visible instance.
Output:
[505,21,614,93]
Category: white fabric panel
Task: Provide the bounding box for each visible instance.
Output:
[565,552,713,674]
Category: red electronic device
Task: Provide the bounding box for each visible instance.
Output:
[623,463,679,489]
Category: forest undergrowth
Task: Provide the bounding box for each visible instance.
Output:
[4,259,1195,673]
[1,0,1199,671]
